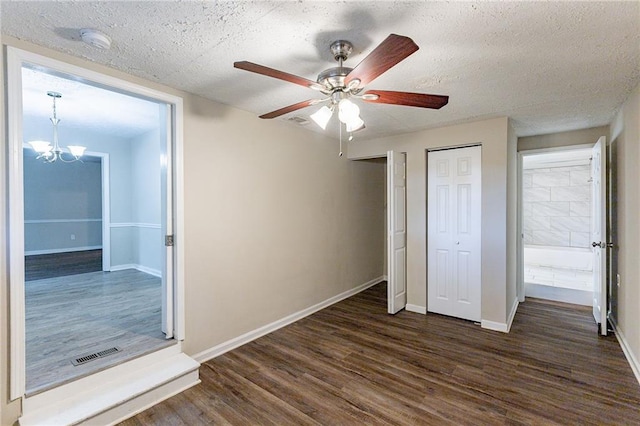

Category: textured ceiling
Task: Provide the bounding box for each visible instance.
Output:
[2,1,639,140]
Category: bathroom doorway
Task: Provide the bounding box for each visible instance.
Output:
[520,146,595,306]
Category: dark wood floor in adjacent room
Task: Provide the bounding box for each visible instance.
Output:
[121,283,640,425]
[25,249,102,281]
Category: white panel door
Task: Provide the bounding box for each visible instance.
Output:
[428,146,482,321]
[387,151,407,314]
[591,136,608,335]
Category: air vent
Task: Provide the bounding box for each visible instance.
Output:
[71,346,121,366]
[287,116,310,126]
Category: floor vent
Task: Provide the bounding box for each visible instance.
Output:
[71,347,121,366]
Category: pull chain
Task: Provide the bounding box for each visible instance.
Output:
[339,122,343,157]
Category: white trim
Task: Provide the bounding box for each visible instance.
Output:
[405,304,427,314]
[7,46,27,401]
[517,152,525,302]
[99,152,111,272]
[6,46,185,400]
[506,297,519,332]
[611,318,640,385]
[192,276,385,363]
[25,245,102,256]
[24,218,102,224]
[110,222,161,229]
[481,319,509,333]
[110,264,162,278]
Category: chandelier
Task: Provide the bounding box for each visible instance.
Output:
[28,91,86,163]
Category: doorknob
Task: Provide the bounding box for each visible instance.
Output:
[456,241,460,245]
[592,241,603,248]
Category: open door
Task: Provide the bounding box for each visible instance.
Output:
[387,151,407,314]
[161,103,174,339]
[591,136,608,335]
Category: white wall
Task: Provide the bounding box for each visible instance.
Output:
[609,82,640,379]
[23,151,102,254]
[348,117,516,328]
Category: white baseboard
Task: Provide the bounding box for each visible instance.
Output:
[610,318,640,385]
[192,276,385,363]
[110,264,161,277]
[481,319,509,333]
[506,297,519,332]
[25,246,102,256]
[405,304,426,314]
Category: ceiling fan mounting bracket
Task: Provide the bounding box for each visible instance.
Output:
[329,40,353,62]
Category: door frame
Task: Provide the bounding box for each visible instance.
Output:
[6,46,185,400]
[516,143,599,303]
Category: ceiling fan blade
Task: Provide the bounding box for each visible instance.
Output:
[362,90,449,109]
[259,99,318,119]
[345,34,419,88]
[234,61,325,91]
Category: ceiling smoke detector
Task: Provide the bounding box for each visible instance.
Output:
[80,28,112,50]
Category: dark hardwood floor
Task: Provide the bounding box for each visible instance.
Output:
[25,249,102,281]
[121,283,640,425]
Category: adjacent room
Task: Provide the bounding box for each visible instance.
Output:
[1,1,639,425]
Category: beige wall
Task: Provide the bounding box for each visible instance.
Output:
[1,37,385,424]
[182,95,386,352]
[610,82,640,374]
[518,125,609,151]
[348,117,513,326]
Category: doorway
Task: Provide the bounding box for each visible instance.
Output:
[7,47,185,400]
[520,146,594,306]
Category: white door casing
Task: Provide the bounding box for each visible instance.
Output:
[427,146,482,322]
[6,47,185,400]
[591,136,608,335]
[387,151,407,314]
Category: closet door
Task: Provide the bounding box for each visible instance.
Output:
[427,146,482,321]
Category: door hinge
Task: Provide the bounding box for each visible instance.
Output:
[165,235,174,247]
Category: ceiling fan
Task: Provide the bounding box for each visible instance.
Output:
[234,34,449,132]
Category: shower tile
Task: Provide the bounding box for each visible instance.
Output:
[532,170,570,187]
[571,232,591,248]
[524,216,551,231]
[570,168,591,185]
[551,185,590,202]
[551,216,590,232]
[532,201,570,217]
[570,201,591,217]
[532,230,570,246]
[523,173,533,188]
[523,202,533,217]
[524,187,551,202]
[523,230,533,244]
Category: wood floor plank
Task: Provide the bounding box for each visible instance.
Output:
[122,282,640,425]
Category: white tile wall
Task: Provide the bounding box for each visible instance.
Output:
[523,165,591,248]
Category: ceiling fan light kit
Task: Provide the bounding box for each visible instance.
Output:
[234,33,449,149]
